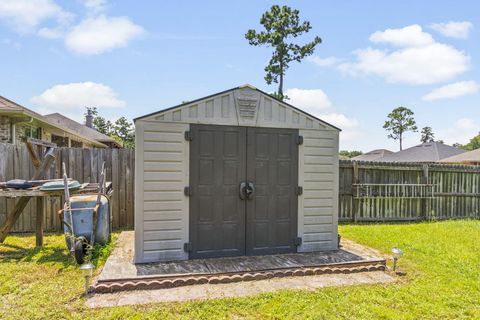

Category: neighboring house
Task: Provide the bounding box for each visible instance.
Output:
[378,142,465,162]
[438,148,480,165]
[134,84,341,263]
[0,95,106,148]
[44,113,122,148]
[351,149,393,161]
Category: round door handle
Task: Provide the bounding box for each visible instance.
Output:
[245,181,255,200]
[239,181,247,200]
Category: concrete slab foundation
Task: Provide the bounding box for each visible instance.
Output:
[92,231,388,294]
[87,271,394,307]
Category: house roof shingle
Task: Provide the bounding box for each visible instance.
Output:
[44,113,121,147]
[438,148,480,164]
[377,142,465,163]
[352,149,393,161]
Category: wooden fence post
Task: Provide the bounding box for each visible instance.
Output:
[422,164,429,220]
[352,161,359,222]
[35,197,44,246]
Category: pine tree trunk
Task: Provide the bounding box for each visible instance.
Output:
[400,134,403,151]
[278,61,284,100]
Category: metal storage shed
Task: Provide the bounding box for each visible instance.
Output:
[134,84,341,263]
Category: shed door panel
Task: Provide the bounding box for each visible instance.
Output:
[246,127,298,255]
[189,125,246,259]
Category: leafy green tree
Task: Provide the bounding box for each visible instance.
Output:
[84,107,135,148]
[85,107,113,135]
[113,117,135,149]
[339,150,363,158]
[245,5,321,100]
[420,126,435,143]
[452,142,463,148]
[462,132,480,150]
[383,107,418,151]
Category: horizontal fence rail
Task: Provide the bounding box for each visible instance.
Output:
[0,143,134,232]
[339,160,480,222]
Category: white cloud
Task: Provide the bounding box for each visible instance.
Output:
[422,81,480,101]
[429,21,473,39]
[31,82,126,119]
[0,1,144,55]
[309,55,342,67]
[285,88,332,113]
[370,24,434,47]
[439,118,480,145]
[321,113,361,142]
[65,15,144,55]
[37,26,64,39]
[0,0,72,33]
[286,88,361,146]
[82,0,107,15]
[339,25,470,85]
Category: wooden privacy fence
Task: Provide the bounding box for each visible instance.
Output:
[2,144,480,232]
[0,143,134,232]
[339,160,480,222]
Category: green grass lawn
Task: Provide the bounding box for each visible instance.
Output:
[1,220,479,319]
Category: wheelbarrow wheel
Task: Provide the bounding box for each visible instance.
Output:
[74,239,85,265]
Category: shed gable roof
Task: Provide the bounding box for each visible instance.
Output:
[135,85,341,131]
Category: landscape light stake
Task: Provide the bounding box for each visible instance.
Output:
[391,248,404,272]
[80,263,95,296]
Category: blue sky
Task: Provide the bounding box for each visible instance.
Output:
[1,0,480,151]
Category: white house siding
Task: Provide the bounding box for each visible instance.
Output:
[135,121,189,263]
[297,129,339,252]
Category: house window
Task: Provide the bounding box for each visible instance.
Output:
[24,126,41,139]
[51,134,68,147]
[71,140,83,148]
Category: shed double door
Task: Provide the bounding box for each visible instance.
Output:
[189,124,298,259]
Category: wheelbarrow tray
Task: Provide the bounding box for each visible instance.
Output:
[63,194,111,249]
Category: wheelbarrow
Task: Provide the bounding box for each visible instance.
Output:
[57,162,111,264]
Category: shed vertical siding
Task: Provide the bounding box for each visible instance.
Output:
[135,121,189,263]
[297,129,339,252]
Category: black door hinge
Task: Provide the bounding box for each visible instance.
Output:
[184,186,192,196]
[184,242,192,252]
[296,135,303,145]
[296,186,303,195]
[184,131,193,141]
[294,237,302,247]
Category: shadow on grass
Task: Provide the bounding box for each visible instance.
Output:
[0,241,114,271]
[0,242,76,269]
